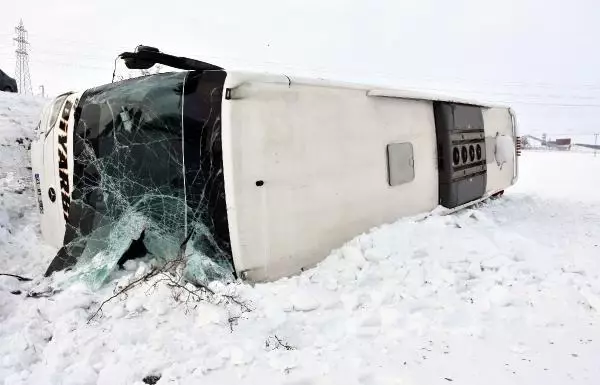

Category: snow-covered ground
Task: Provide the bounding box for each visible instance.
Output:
[1,92,600,385]
[0,93,53,277]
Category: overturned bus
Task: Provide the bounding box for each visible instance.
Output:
[31,47,519,284]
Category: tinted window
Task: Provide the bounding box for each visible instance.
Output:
[75,72,187,211]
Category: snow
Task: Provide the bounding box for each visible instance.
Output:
[0,93,52,278]
[2,92,600,384]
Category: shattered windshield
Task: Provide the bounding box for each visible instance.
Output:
[45,71,233,288]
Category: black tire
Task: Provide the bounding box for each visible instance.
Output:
[2,86,13,92]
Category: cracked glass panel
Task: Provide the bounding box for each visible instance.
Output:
[45,71,233,288]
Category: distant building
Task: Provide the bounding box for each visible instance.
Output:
[548,138,572,151]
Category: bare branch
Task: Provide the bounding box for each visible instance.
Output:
[27,288,61,298]
[87,229,252,323]
[228,315,240,332]
[88,266,159,323]
[266,335,296,351]
[0,273,32,281]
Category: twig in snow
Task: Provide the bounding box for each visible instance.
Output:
[266,335,296,351]
[157,269,252,314]
[0,273,32,281]
[27,289,61,298]
[228,315,240,332]
[36,308,51,326]
[142,374,161,384]
[88,266,159,323]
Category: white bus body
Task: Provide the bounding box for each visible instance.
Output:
[31,70,518,282]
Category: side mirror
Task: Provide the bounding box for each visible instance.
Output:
[121,46,160,70]
[118,45,222,72]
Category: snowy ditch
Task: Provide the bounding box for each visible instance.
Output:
[2,92,600,384]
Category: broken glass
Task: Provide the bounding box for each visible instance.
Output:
[45,71,234,288]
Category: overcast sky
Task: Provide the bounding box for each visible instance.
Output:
[2,0,600,140]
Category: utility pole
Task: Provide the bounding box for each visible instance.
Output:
[14,20,33,95]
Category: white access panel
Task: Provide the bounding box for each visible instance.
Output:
[483,107,517,194]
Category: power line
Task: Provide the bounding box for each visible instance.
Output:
[5,31,600,107]
[30,57,110,70]
[487,100,600,108]
[4,38,600,98]
[4,36,600,92]
[5,29,600,91]
[13,20,32,94]
[393,85,600,108]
